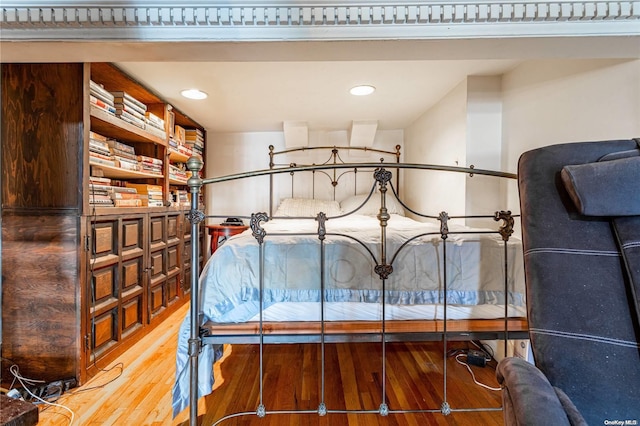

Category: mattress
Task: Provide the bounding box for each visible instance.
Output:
[249,301,526,322]
[197,214,525,323]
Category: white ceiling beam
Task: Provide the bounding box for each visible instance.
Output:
[1,2,638,42]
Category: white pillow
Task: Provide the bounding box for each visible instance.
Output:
[340,193,405,216]
[274,198,342,217]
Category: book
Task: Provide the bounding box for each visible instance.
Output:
[89,156,116,167]
[117,109,146,128]
[89,195,115,206]
[88,183,113,192]
[113,100,147,118]
[89,138,110,151]
[145,111,165,128]
[109,186,137,194]
[137,155,163,166]
[89,176,111,184]
[113,157,140,171]
[89,146,112,158]
[90,131,108,142]
[113,198,143,207]
[89,151,113,162]
[174,125,186,144]
[125,183,163,193]
[110,91,146,112]
[90,80,115,102]
[90,95,116,115]
[145,125,167,140]
[110,148,138,161]
[177,145,194,156]
[110,192,143,200]
[106,139,136,155]
[141,199,165,207]
[115,103,145,121]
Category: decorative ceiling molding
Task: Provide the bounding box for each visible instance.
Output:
[1,1,639,41]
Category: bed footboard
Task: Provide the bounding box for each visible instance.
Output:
[178,146,526,425]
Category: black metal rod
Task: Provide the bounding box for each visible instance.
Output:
[202,162,516,186]
[187,157,204,426]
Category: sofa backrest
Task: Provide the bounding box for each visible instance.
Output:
[518,139,640,423]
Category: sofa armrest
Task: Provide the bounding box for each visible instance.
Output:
[496,357,587,426]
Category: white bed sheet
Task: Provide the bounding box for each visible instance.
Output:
[197,214,525,324]
[249,302,526,321]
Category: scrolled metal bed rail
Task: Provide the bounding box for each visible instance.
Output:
[184,152,521,426]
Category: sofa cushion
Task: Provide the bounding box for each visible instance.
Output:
[561,156,640,217]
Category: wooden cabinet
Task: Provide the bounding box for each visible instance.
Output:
[88,214,146,364]
[1,63,205,386]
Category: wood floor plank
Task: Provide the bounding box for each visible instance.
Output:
[35,303,508,425]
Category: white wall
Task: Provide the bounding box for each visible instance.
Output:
[465,76,507,228]
[205,59,640,227]
[502,59,640,213]
[205,130,404,220]
[404,79,468,221]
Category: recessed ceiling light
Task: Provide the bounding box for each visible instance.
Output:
[350,85,376,96]
[180,89,208,100]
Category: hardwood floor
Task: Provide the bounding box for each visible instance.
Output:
[36,304,505,425]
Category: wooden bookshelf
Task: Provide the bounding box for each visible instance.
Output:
[169,148,192,163]
[90,106,167,146]
[89,161,164,180]
[1,63,206,389]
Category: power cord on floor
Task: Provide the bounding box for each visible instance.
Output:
[454,354,502,391]
[70,362,124,394]
[8,364,76,425]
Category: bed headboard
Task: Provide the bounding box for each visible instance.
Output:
[267,144,402,217]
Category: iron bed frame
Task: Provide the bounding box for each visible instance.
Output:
[182,145,527,425]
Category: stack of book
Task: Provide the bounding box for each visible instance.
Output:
[89,176,114,206]
[90,81,116,115]
[110,91,147,129]
[185,128,205,157]
[109,187,144,207]
[89,132,116,167]
[169,163,189,182]
[145,111,166,139]
[125,183,165,207]
[176,143,193,157]
[170,187,190,207]
[137,155,163,175]
[105,139,139,171]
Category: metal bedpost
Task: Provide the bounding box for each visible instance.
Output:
[186,156,204,426]
[269,145,274,217]
[373,168,392,416]
[495,211,515,359]
[316,212,328,417]
[438,211,451,416]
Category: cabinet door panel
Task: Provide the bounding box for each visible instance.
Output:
[168,214,179,242]
[122,295,143,334]
[92,265,117,304]
[167,274,180,302]
[122,219,142,250]
[150,251,164,279]
[167,245,179,272]
[149,284,165,315]
[122,257,142,291]
[93,222,116,257]
[150,217,164,244]
[93,308,117,350]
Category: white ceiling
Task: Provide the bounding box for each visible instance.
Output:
[2,37,638,135]
[115,59,521,134]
